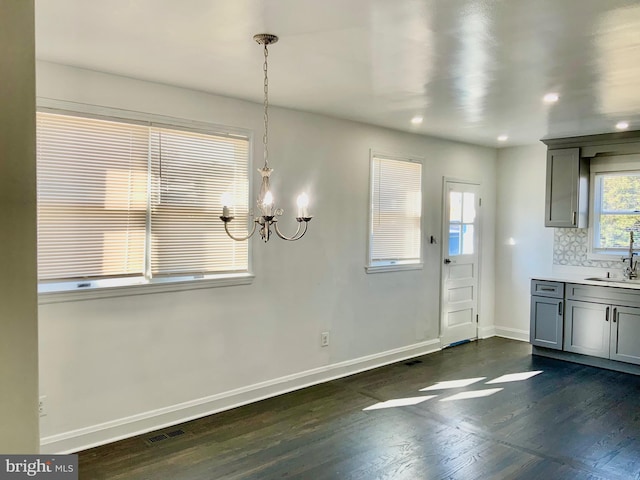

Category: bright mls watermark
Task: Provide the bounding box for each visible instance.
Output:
[0,455,77,479]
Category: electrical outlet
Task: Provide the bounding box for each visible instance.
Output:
[39,396,47,417]
[321,331,330,347]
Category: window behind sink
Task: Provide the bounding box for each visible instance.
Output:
[588,155,640,260]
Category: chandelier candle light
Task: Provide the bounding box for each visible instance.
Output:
[220,33,312,242]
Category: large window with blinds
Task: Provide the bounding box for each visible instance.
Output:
[36,110,250,292]
[367,153,423,272]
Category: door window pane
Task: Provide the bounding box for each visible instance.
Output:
[449,190,476,257]
[463,192,476,223]
[449,191,462,223]
[449,225,461,256]
[462,224,475,254]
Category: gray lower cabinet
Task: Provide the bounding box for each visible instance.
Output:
[530,280,564,350]
[564,300,610,358]
[533,280,640,372]
[564,300,640,365]
[530,296,563,350]
[610,305,640,365]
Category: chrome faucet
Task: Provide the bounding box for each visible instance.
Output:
[623,231,638,279]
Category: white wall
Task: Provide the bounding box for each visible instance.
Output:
[36,61,497,452]
[494,145,554,339]
[0,0,40,454]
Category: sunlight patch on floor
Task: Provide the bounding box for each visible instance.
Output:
[440,388,503,402]
[363,395,437,411]
[364,369,544,412]
[420,377,486,391]
[485,370,543,384]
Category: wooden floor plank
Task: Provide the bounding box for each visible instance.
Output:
[77,338,640,479]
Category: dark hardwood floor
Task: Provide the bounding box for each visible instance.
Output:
[78,338,640,479]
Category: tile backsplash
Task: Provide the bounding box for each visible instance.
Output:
[553,229,619,268]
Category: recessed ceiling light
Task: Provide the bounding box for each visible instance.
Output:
[616,121,629,130]
[497,134,508,142]
[411,116,423,125]
[543,92,559,104]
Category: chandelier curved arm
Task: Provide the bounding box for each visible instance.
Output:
[273,219,310,241]
[222,218,258,241]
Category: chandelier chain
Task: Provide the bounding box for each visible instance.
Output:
[263,43,269,169]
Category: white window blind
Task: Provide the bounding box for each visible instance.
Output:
[37,112,148,281]
[368,155,422,267]
[36,111,250,285]
[150,127,249,276]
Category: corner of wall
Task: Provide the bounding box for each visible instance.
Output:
[0,0,40,454]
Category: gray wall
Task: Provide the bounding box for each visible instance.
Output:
[36,62,497,452]
[494,144,554,339]
[0,0,39,454]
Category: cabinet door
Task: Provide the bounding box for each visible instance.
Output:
[545,147,581,227]
[530,296,563,349]
[610,305,640,365]
[564,300,610,358]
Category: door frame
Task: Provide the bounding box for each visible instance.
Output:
[440,176,483,345]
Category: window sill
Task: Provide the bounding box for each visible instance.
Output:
[586,251,628,262]
[38,273,254,304]
[365,263,423,274]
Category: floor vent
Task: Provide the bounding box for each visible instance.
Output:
[146,429,187,446]
[147,434,168,443]
[404,359,423,366]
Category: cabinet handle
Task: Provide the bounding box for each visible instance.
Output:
[558,301,563,316]
[539,287,555,292]
[572,211,577,225]
[613,308,617,323]
[605,306,610,322]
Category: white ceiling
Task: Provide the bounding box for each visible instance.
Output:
[35,0,640,147]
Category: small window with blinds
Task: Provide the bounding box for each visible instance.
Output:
[36,111,250,291]
[367,153,423,272]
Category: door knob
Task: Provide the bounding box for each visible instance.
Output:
[444,258,452,264]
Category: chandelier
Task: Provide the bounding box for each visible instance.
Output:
[220,33,312,242]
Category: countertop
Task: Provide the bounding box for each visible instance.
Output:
[532,274,640,290]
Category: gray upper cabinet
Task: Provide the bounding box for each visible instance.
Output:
[544,147,588,228]
[542,130,640,229]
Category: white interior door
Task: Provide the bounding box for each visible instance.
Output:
[440,180,481,347]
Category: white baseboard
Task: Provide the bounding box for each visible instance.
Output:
[40,338,442,454]
[494,326,529,342]
[478,326,496,339]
